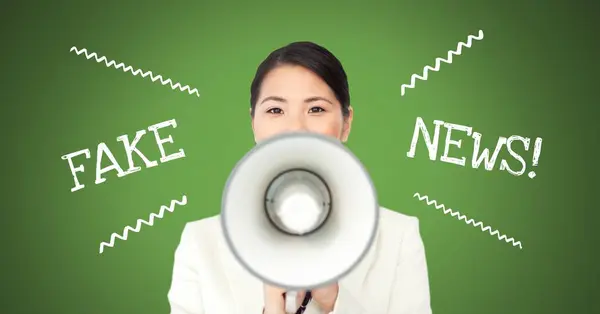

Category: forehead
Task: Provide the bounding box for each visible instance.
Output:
[259,65,336,99]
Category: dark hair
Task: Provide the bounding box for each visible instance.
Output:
[250,41,350,117]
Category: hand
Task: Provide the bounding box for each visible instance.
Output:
[263,285,286,314]
[263,283,339,314]
[263,286,315,314]
[311,283,339,313]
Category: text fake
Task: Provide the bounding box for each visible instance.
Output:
[406,117,543,178]
[61,119,185,192]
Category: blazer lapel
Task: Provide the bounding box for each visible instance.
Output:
[217,228,265,314]
[339,218,381,298]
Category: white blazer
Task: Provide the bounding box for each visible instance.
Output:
[167,207,432,314]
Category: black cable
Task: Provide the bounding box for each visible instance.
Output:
[295,291,312,314]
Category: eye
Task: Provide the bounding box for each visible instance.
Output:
[267,107,283,114]
[308,106,325,113]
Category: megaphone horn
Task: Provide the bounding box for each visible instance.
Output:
[221,132,379,308]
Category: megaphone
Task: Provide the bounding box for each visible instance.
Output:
[221,132,378,312]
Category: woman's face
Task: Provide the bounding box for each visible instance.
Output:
[251,65,353,143]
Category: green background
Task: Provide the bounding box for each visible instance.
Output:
[3,0,598,313]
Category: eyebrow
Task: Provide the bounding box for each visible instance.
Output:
[259,96,333,105]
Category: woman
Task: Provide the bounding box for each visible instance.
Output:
[167,42,432,314]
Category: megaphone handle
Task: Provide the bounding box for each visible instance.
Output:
[284,291,298,313]
[283,291,312,314]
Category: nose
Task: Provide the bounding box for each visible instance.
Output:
[285,116,308,133]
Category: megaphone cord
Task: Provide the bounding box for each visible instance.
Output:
[261,291,313,314]
[295,291,312,314]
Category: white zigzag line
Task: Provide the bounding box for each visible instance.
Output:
[413,193,523,249]
[99,195,188,254]
[400,30,484,96]
[69,46,200,97]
